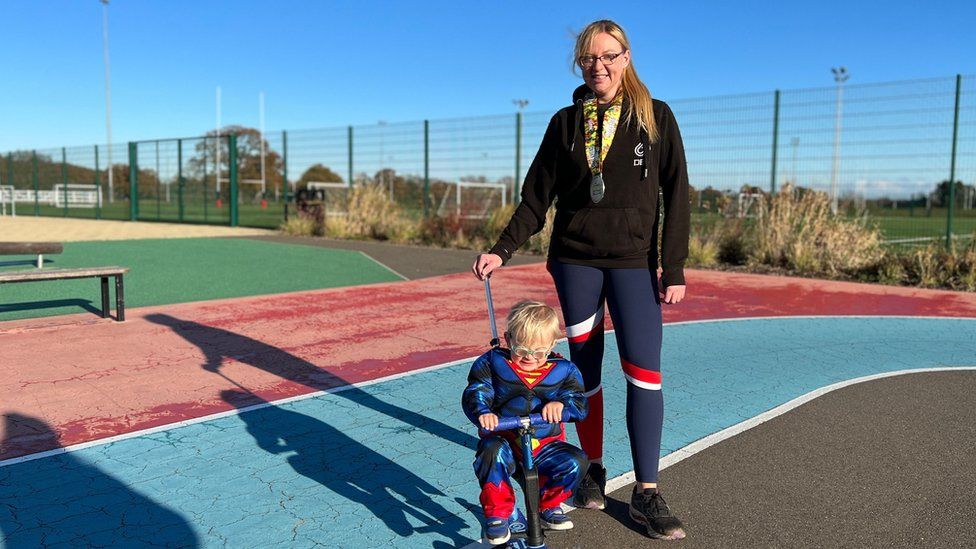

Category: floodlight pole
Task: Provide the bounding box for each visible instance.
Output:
[259,91,266,197]
[101,0,114,203]
[830,66,849,214]
[216,86,221,196]
[513,99,529,204]
[378,120,389,200]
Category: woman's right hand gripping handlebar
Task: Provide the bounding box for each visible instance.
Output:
[471,253,503,280]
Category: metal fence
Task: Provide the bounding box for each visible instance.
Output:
[2,74,973,245]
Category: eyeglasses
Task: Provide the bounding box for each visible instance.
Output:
[578,51,626,69]
[510,343,553,361]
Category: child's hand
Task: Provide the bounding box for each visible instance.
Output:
[541,402,564,423]
[479,413,500,431]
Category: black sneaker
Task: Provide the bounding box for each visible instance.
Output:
[629,487,687,540]
[572,462,607,510]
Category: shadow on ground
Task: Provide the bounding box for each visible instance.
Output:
[0,414,200,548]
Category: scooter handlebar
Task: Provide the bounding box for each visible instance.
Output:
[491,411,573,432]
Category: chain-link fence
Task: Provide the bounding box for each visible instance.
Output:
[3,74,973,243]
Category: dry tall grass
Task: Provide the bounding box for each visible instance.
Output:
[323,183,414,241]
[750,184,885,276]
[277,185,975,292]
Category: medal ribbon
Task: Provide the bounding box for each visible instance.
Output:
[583,96,622,176]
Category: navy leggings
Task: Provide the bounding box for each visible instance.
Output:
[548,259,664,483]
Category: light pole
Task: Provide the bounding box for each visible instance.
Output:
[377,120,389,199]
[513,99,529,204]
[101,0,114,203]
[830,66,849,214]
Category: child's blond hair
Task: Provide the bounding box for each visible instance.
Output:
[506,300,560,345]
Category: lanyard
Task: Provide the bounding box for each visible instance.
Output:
[583,97,622,176]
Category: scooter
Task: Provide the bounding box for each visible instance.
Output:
[487,413,557,549]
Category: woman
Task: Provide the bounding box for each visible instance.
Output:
[471,19,689,540]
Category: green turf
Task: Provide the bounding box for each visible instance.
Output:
[0,238,402,322]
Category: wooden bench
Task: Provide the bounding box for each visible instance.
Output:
[0,242,64,268]
[0,266,129,321]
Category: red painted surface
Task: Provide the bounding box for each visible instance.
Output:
[2,265,975,461]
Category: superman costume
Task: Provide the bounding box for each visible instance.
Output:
[462,348,589,519]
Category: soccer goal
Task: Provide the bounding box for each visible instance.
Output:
[0,185,14,216]
[435,181,508,219]
[307,182,350,216]
[735,192,764,219]
[53,184,102,209]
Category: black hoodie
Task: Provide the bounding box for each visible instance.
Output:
[489,85,690,287]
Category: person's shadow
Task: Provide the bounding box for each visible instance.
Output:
[145,313,477,451]
[221,389,474,546]
[0,413,200,548]
[145,313,482,545]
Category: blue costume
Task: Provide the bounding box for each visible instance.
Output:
[462,348,589,519]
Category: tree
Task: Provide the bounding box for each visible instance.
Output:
[297,164,344,190]
[187,126,283,200]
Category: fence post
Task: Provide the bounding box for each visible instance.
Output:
[94,145,101,220]
[61,147,68,217]
[347,125,354,186]
[515,111,522,204]
[770,89,780,196]
[229,134,239,227]
[424,119,430,217]
[282,130,289,202]
[177,139,184,222]
[31,150,39,216]
[128,142,138,220]
[946,74,961,247]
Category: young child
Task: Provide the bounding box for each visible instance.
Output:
[462,300,588,546]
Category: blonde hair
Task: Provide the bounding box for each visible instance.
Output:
[506,300,560,345]
[573,19,659,143]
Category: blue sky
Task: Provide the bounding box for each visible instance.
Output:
[2,0,974,152]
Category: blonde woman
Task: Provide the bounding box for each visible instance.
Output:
[472,19,689,540]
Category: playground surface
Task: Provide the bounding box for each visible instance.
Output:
[1,227,975,548]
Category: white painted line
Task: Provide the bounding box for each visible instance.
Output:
[4,316,974,471]
[358,250,409,280]
[0,354,477,469]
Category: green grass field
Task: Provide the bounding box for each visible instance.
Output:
[0,238,402,322]
[27,199,284,228]
[19,200,976,244]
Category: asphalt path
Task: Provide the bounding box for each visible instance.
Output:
[245,235,544,279]
[550,371,976,549]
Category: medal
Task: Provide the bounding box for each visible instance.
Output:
[583,96,621,204]
[590,173,605,203]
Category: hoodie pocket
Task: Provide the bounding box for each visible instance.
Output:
[559,207,647,258]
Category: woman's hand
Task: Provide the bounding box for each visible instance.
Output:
[541,401,565,423]
[478,413,500,431]
[471,253,503,280]
[661,285,686,304]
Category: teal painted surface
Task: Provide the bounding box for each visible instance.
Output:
[0,317,974,547]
